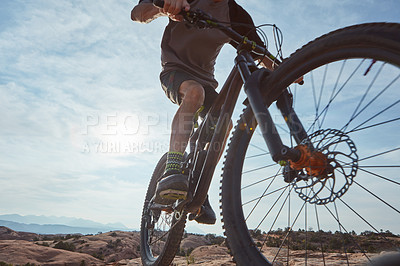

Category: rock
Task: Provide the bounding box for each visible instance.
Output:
[0,240,103,265]
[0,226,38,241]
[180,234,210,251]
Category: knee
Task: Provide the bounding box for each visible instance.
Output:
[180,81,205,108]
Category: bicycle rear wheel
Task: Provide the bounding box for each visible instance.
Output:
[221,23,400,265]
[140,153,186,266]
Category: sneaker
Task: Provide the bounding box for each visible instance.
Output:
[154,173,189,205]
[188,196,216,225]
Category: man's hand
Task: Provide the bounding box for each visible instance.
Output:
[132,2,164,23]
[162,0,190,21]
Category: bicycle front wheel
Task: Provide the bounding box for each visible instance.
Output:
[140,153,186,266]
[221,23,400,265]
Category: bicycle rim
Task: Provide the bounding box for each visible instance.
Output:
[140,153,186,266]
[221,23,400,265]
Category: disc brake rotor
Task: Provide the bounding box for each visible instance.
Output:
[290,129,358,205]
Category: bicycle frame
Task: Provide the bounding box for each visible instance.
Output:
[185,50,307,213]
[186,66,243,212]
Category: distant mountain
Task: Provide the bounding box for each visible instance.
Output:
[0,214,127,228]
[0,219,129,235]
[0,214,130,235]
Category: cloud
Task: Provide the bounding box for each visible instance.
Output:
[238,0,399,57]
[1,0,399,232]
[0,0,174,226]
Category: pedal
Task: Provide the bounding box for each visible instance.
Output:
[160,189,187,200]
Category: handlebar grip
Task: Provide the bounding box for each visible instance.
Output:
[153,0,164,8]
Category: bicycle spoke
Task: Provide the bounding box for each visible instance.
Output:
[242,184,289,207]
[242,163,276,175]
[317,64,329,131]
[335,197,398,263]
[276,123,290,134]
[339,158,400,185]
[245,152,270,159]
[313,185,372,261]
[260,186,293,251]
[358,165,400,168]
[340,73,400,133]
[337,147,400,169]
[338,197,384,239]
[337,159,400,217]
[150,230,169,246]
[321,202,372,263]
[314,205,326,266]
[347,99,400,134]
[150,214,171,246]
[340,62,385,133]
[332,195,350,265]
[244,168,281,220]
[272,191,311,264]
[348,116,400,134]
[311,65,328,131]
[241,174,278,190]
[287,189,291,264]
[320,60,346,127]
[311,71,318,132]
[253,185,290,229]
[358,146,400,162]
[250,143,269,153]
[358,167,400,186]
[306,59,366,134]
[354,180,400,214]
[305,196,308,265]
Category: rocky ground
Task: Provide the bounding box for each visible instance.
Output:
[0,240,102,265]
[1,226,399,265]
[0,226,230,265]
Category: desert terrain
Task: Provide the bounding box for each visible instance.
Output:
[1,226,399,265]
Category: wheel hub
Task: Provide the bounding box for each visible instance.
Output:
[287,129,358,205]
[289,144,329,178]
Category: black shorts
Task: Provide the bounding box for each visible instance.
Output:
[160,70,218,118]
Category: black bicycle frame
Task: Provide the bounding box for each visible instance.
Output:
[186,67,243,212]
[186,50,306,213]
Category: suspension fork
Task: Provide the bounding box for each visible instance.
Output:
[276,90,309,146]
[236,51,302,163]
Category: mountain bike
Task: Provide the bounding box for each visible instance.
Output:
[140,1,400,265]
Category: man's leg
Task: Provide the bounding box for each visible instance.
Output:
[169,80,205,154]
[156,79,224,225]
[155,80,205,203]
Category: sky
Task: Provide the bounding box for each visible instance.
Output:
[1,0,399,235]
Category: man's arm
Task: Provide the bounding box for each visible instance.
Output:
[228,1,272,69]
[131,0,191,23]
[131,2,165,23]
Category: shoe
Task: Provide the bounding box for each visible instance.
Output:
[154,173,189,205]
[188,197,216,225]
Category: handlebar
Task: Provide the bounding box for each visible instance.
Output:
[152,0,279,63]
